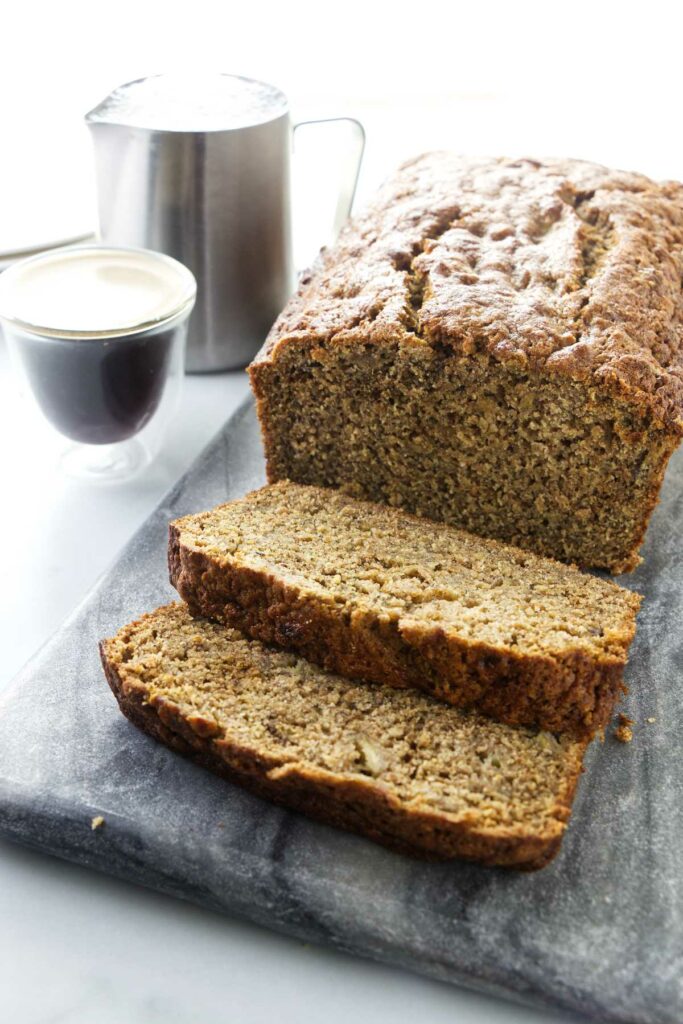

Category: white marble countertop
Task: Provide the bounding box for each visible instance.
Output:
[0,339,581,1024]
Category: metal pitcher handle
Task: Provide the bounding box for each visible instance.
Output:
[293,117,366,240]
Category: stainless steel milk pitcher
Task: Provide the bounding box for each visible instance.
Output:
[85,74,365,372]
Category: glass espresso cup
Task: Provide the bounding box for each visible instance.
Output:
[0,245,196,480]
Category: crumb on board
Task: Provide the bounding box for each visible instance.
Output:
[646,717,656,724]
[614,713,634,743]
[91,815,105,830]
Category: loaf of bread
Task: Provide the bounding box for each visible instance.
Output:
[169,482,640,738]
[250,154,683,573]
[100,603,588,869]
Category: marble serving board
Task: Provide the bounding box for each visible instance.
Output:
[0,397,681,1024]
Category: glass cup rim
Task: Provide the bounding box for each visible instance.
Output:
[0,243,197,341]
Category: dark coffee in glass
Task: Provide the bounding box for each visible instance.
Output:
[17,326,175,444]
[0,245,195,480]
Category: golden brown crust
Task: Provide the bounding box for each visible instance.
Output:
[99,608,586,871]
[169,549,628,740]
[251,153,683,434]
[168,485,640,739]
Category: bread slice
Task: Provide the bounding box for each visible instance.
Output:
[100,603,588,870]
[169,482,640,739]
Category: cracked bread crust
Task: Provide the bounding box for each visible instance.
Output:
[252,153,683,433]
[100,603,588,870]
[249,154,683,573]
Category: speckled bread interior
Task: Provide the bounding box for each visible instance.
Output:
[250,154,683,573]
[100,603,588,870]
[169,481,640,739]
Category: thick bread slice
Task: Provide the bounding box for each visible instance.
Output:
[100,603,588,870]
[169,482,640,739]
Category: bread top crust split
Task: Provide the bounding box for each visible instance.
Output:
[101,603,588,868]
[252,153,683,435]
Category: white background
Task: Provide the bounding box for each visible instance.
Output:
[1,2,679,1021]
[3,0,683,253]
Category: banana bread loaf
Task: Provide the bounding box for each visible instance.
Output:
[169,482,640,738]
[100,603,588,869]
[250,154,683,573]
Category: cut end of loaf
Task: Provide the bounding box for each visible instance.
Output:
[250,344,676,574]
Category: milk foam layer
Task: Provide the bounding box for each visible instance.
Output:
[0,246,196,337]
[87,74,288,132]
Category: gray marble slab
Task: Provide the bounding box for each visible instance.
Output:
[0,397,681,1024]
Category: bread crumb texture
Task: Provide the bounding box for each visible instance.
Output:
[614,713,635,743]
[250,154,683,572]
[171,482,640,737]
[101,603,588,868]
